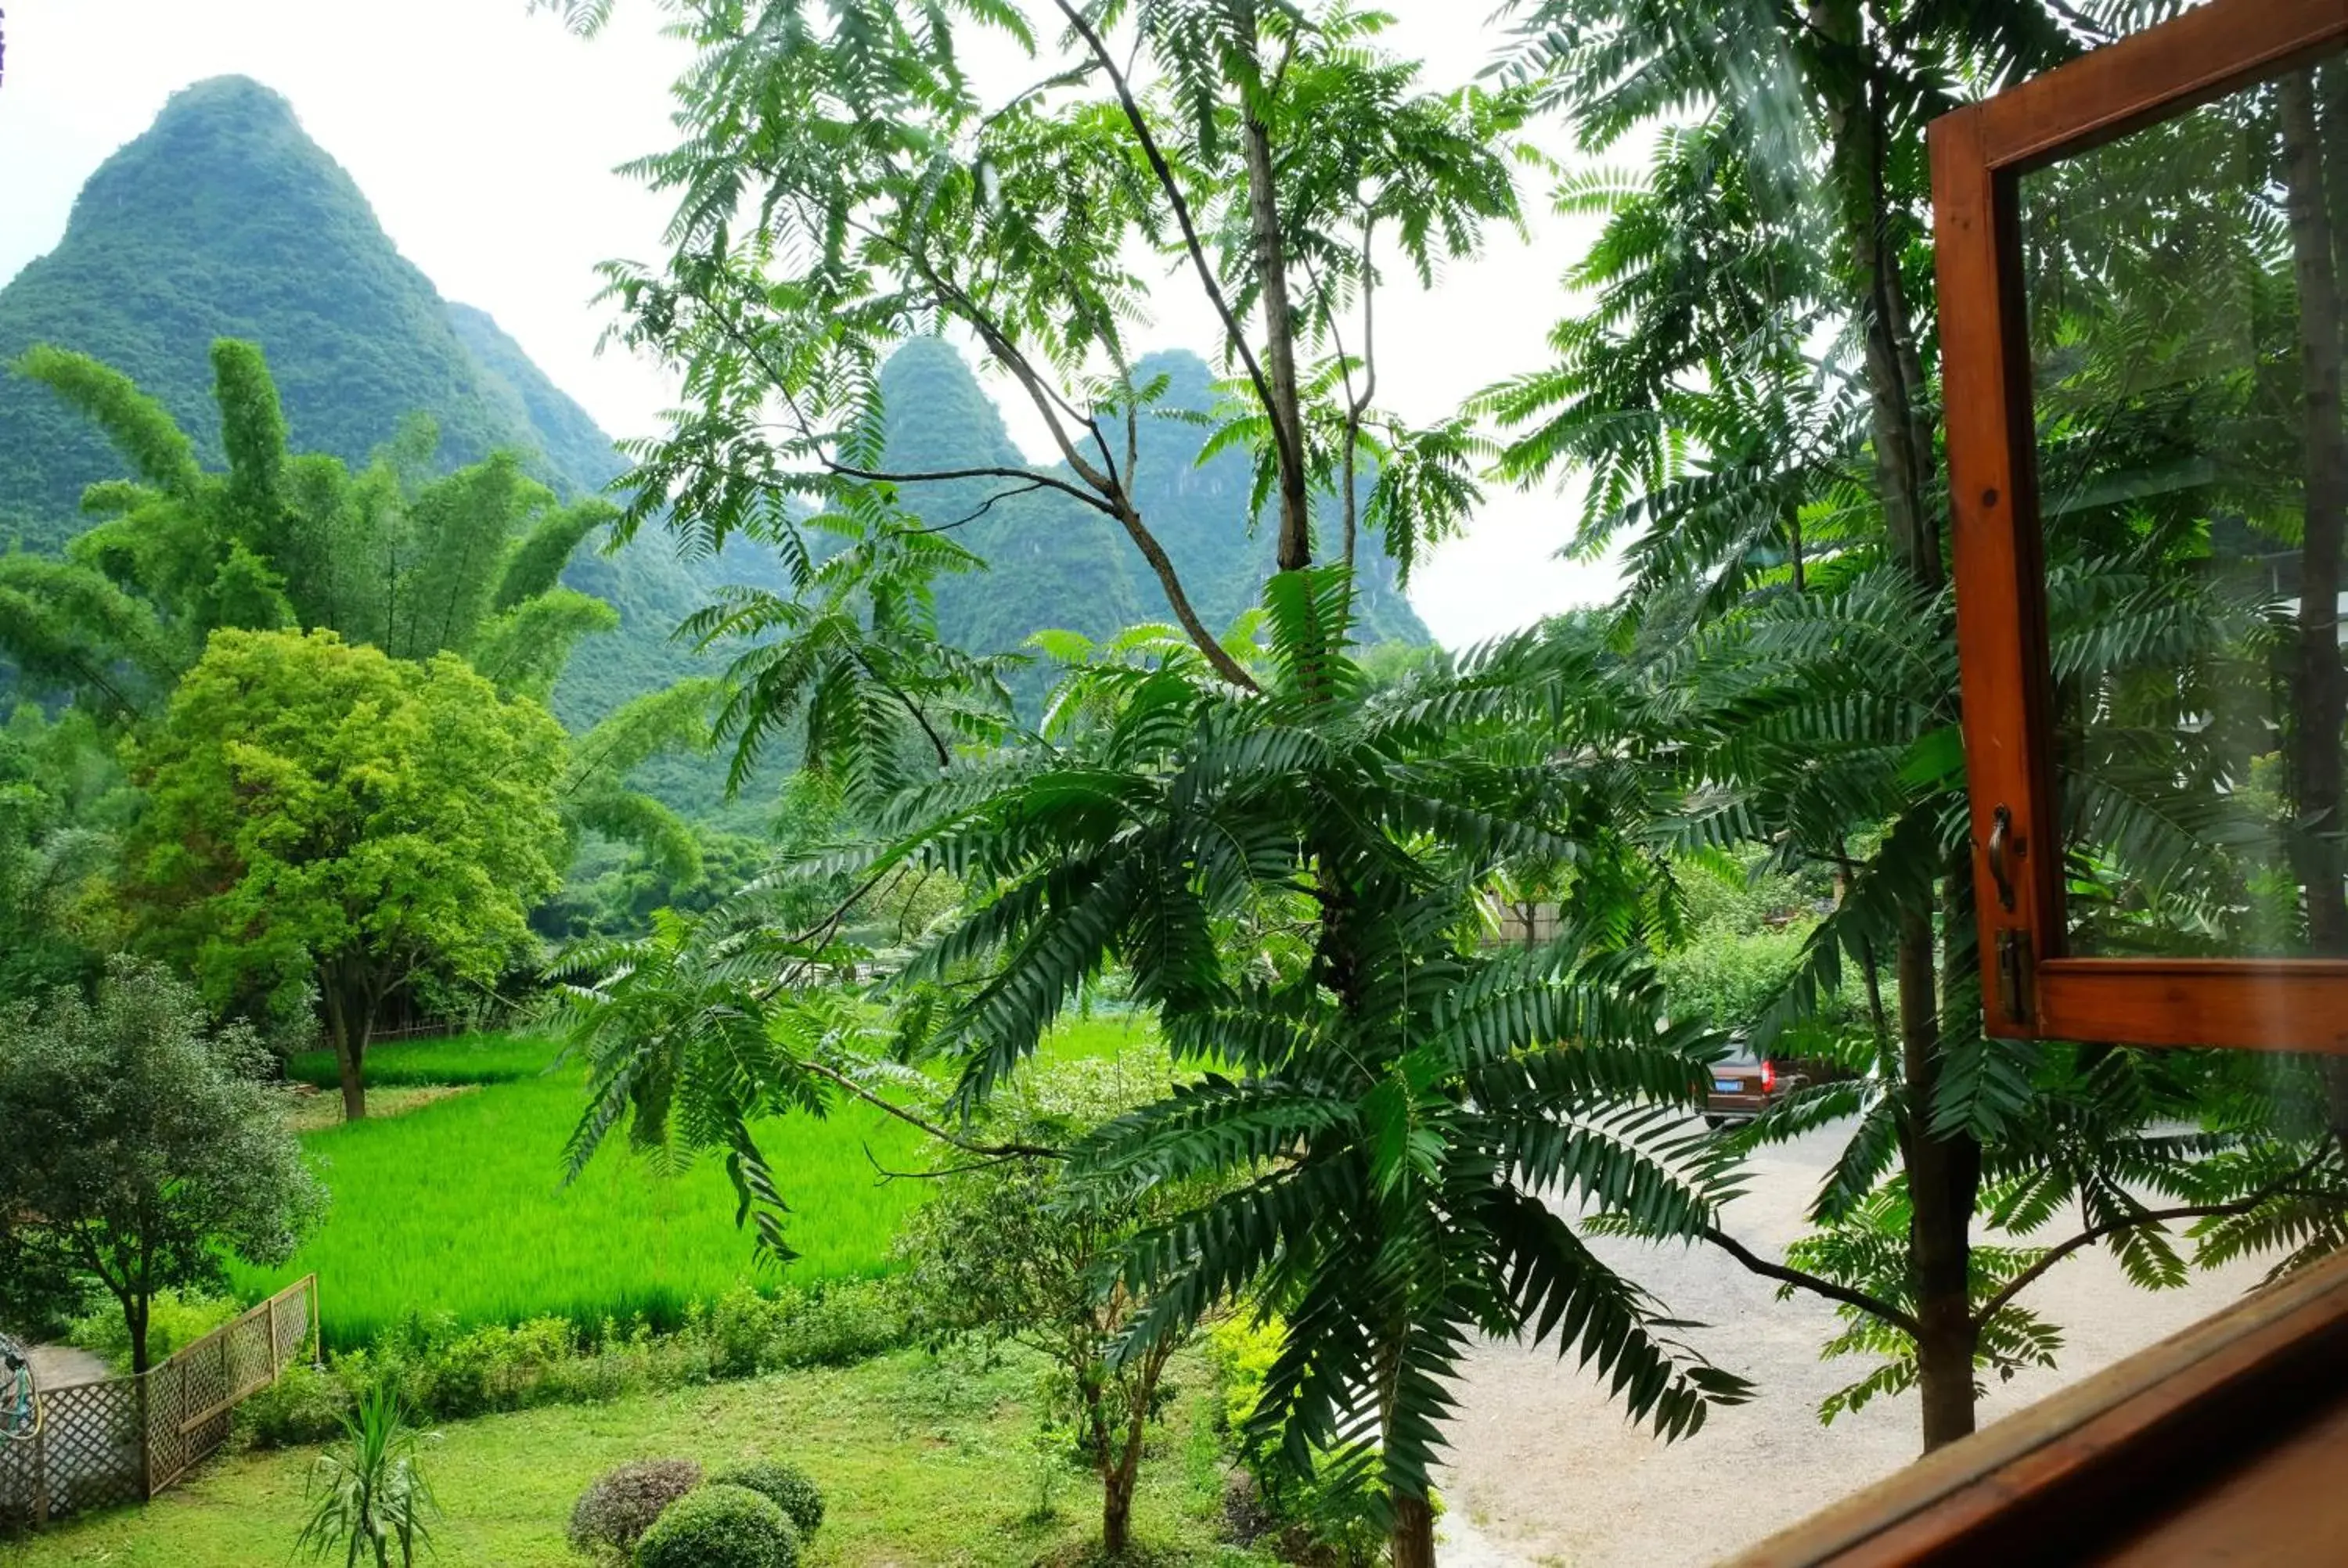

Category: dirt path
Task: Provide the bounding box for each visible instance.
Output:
[25,1342,110,1390]
[1434,1121,2275,1567]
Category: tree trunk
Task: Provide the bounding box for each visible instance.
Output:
[322,966,372,1121]
[2281,71,2348,1150]
[1103,1469,1133,1559]
[125,1291,152,1376]
[1813,1,1975,1448]
[1238,96,1313,574]
[1392,1491,1439,1568]
[1812,0,1940,589]
[1898,908,1982,1451]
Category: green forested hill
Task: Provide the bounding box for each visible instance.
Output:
[0,77,532,537]
[879,339,1428,660]
[0,75,1427,754]
[0,76,748,734]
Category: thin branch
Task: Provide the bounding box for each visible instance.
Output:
[1973,1158,2328,1326]
[862,225,1121,494]
[862,1142,1043,1182]
[754,861,908,981]
[982,61,1103,129]
[1107,498,1263,690]
[1700,1223,1921,1336]
[804,1058,1064,1160]
[1045,0,1305,492]
[851,650,953,768]
[860,230,1257,689]
[709,307,1122,518]
[903,480,1052,535]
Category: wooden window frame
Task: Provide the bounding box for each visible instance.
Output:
[1931,0,2348,1052]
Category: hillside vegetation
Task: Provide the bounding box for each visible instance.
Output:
[0,76,1428,752]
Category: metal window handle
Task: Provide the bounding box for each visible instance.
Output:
[1987,805,2018,912]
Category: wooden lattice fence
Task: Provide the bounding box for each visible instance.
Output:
[0,1275,317,1528]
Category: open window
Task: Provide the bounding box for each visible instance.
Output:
[1936,0,2348,1050]
[1718,6,2348,1562]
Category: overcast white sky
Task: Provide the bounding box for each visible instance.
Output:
[0,0,1622,646]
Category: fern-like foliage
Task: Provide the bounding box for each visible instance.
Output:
[553,563,1755,1519]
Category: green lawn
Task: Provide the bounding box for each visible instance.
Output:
[0,1346,1267,1566]
[236,1016,1161,1350]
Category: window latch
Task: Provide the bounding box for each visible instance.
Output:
[1987,804,2019,912]
[1996,929,2033,1024]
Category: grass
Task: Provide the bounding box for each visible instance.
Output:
[0,1345,1269,1567]
[284,1030,564,1088]
[238,1016,1161,1351]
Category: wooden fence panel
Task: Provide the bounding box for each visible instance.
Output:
[0,1275,316,1530]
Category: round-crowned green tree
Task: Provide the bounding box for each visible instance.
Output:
[124,628,569,1119]
[0,957,325,1372]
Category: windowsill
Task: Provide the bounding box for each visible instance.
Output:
[1723,1245,2348,1566]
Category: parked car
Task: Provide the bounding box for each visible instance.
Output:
[1705,1041,1806,1127]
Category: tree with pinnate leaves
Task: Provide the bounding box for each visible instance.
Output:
[0,957,325,1373]
[125,628,569,1120]
[1489,0,2348,1451]
[554,568,1756,1566]
[532,4,1755,1559]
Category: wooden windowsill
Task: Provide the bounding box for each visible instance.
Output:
[1720,1246,2348,1566]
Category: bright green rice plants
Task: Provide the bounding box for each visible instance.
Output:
[283,1031,560,1089]
[631,1483,799,1568]
[293,1385,440,1568]
[567,1458,704,1564]
[232,1066,925,1349]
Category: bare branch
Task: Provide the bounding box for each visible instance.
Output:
[904,480,1052,534]
[1700,1224,1922,1337]
[1045,0,1305,494]
[862,1142,1046,1181]
[804,1058,1064,1160]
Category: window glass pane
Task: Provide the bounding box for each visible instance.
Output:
[2022,52,2348,960]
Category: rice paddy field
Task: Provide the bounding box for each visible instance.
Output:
[236,1016,1156,1350]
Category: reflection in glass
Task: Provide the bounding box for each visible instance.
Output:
[2022,53,2348,962]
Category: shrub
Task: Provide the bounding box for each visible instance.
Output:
[239,1359,351,1448]
[1203,1313,1284,1437]
[700,1280,913,1378]
[567,1458,703,1564]
[632,1483,799,1568]
[711,1459,823,1537]
[1205,1314,1429,1567]
[69,1289,241,1374]
[232,1278,918,1452]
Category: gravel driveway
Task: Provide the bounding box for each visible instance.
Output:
[1432,1120,2276,1567]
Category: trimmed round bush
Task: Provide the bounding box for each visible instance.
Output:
[567,1458,703,1563]
[711,1459,824,1537]
[632,1483,800,1568]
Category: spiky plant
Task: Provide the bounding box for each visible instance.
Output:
[294,1386,439,1568]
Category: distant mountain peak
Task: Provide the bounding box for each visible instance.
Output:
[0,74,605,538]
[0,88,1424,743]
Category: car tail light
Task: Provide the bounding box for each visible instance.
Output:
[1760,1059,1777,1094]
